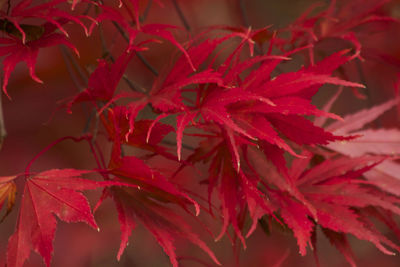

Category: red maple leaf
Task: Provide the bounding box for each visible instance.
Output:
[0,20,79,98]
[67,47,138,109]
[153,30,366,249]
[108,186,220,267]
[97,107,220,266]
[6,169,107,267]
[0,0,94,97]
[101,106,179,161]
[91,4,194,69]
[274,154,400,265]
[2,0,91,42]
[283,0,397,60]
[193,49,360,171]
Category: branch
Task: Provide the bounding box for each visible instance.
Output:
[140,0,153,23]
[171,0,191,31]
[238,0,250,27]
[60,46,88,87]
[0,90,6,150]
[60,46,86,92]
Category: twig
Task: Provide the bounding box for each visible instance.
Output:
[171,0,191,31]
[135,52,159,76]
[60,45,96,138]
[237,0,264,57]
[112,21,159,76]
[91,112,100,151]
[122,75,147,93]
[83,109,95,133]
[355,58,371,102]
[99,24,113,60]
[355,58,380,126]
[60,46,86,92]
[238,0,250,27]
[140,0,153,23]
[0,90,6,150]
[6,0,10,15]
[83,1,92,16]
[60,46,88,86]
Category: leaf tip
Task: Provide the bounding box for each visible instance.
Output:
[194,203,200,216]
[236,161,241,173]
[2,88,12,100]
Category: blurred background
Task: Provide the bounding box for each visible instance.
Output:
[0,0,399,266]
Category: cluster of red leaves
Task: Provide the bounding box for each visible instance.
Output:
[1,0,400,266]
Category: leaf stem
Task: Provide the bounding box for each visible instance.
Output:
[25,135,92,178]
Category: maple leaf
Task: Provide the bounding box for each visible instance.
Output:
[161,33,234,85]
[67,47,140,111]
[101,106,179,161]
[322,228,357,267]
[150,68,223,113]
[164,38,364,249]
[273,193,315,256]
[0,175,17,222]
[105,186,220,267]
[92,4,194,68]
[279,154,400,264]
[280,0,400,103]
[325,97,400,198]
[4,0,91,39]
[283,0,397,61]
[0,0,97,97]
[181,131,277,247]
[6,169,107,267]
[0,20,79,98]
[97,108,221,265]
[104,105,201,214]
[194,49,361,172]
[243,132,400,265]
